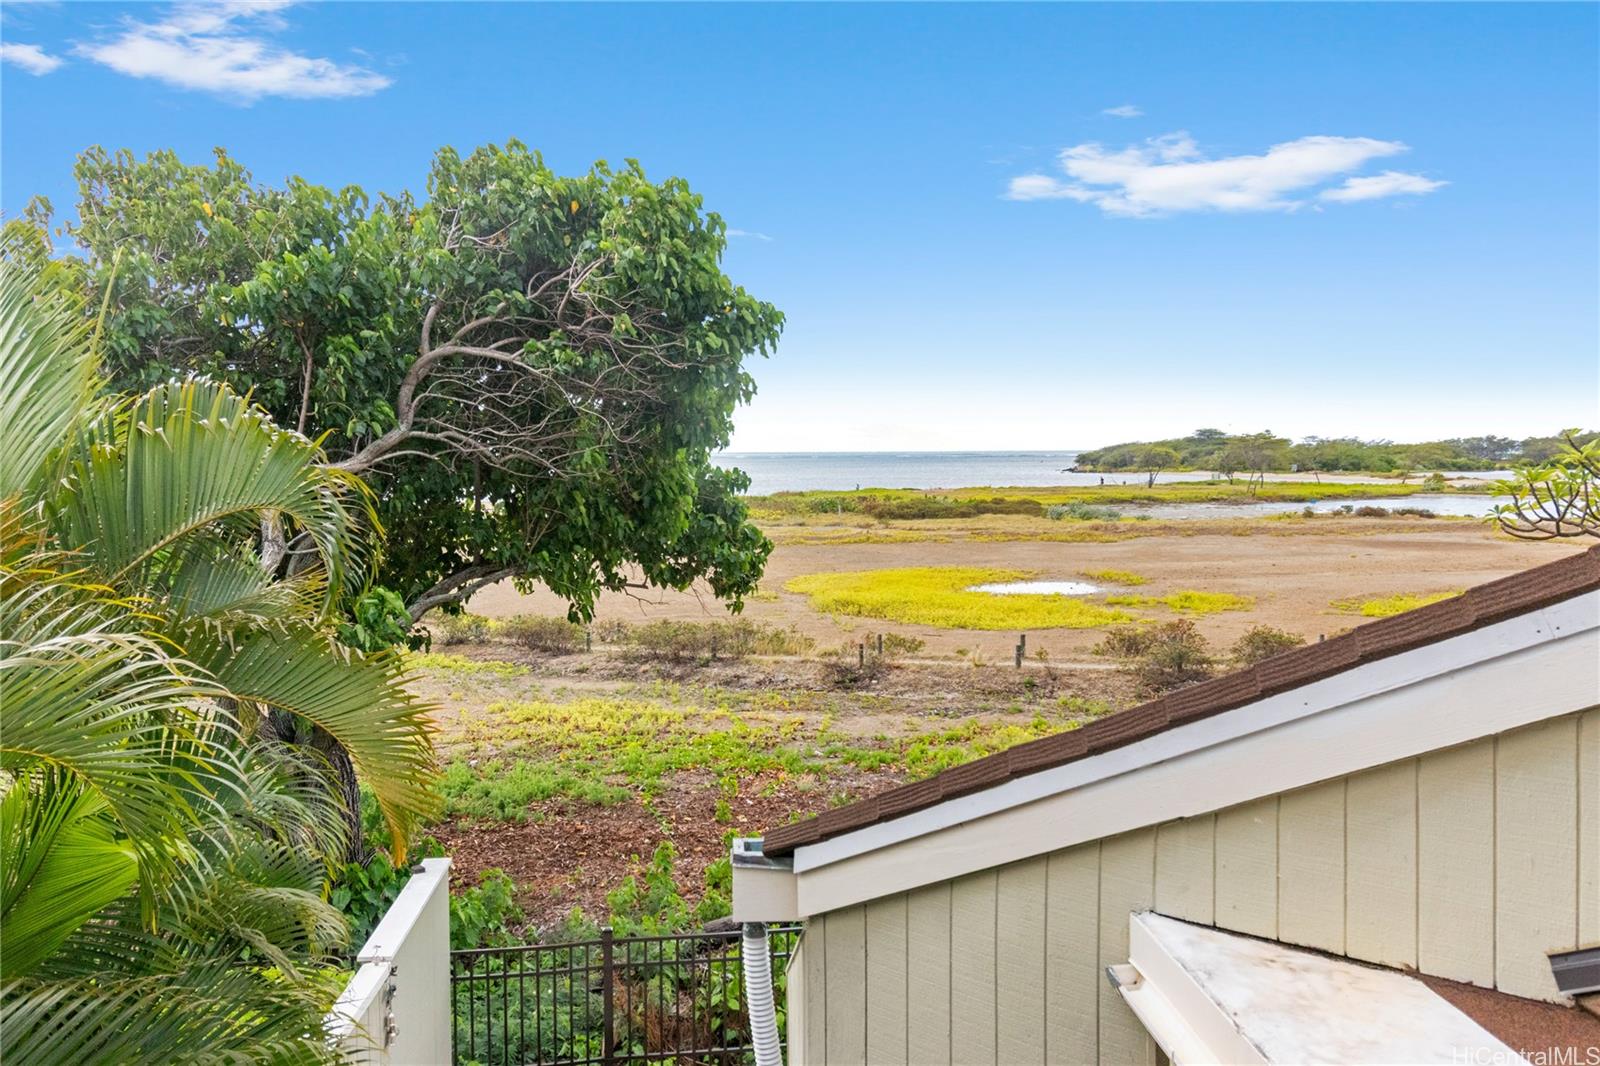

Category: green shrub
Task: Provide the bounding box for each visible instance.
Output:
[500,614,586,653]
[1112,619,1215,694]
[591,618,633,644]
[427,609,496,645]
[879,632,926,657]
[1229,625,1306,665]
[622,619,813,661]
[1094,626,1156,659]
[451,869,524,950]
[1047,502,1124,521]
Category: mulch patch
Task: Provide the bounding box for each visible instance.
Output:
[431,771,889,936]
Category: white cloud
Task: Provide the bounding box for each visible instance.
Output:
[1102,104,1143,118]
[726,228,774,242]
[78,1,390,101]
[1006,130,1441,217]
[1320,169,1448,203]
[1,42,64,75]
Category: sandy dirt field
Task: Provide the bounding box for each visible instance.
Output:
[469,521,1583,660]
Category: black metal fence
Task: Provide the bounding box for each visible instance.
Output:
[451,926,801,1066]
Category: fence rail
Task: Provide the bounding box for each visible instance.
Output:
[451,925,801,1066]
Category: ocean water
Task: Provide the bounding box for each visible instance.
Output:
[713,450,1202,494]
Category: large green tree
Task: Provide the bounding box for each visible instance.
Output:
[42,141,782,622]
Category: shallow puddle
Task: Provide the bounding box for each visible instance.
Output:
[968,580,1101,596]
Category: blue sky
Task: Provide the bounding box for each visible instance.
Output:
[3,2,1596,450]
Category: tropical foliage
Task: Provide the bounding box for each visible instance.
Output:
[29,140,783,625]
[1075,427,1600,475]
[0,261,435,1062]
[1492,430,1600,539]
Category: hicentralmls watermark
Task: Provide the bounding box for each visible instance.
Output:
[1454,1047,1600,1066]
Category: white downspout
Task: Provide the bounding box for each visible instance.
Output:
[742,921,784,1066]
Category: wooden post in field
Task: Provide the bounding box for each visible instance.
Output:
[1014,642,1023,669]
[877,634,884,656]
[1019,633,1027,657]
[858,643,865,668]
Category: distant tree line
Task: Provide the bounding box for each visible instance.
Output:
[1074,428,1599,477]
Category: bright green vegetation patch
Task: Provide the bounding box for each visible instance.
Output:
[1080,569,1148,586]
[1332,590,1463,618]
[785,567,1135,630]
[408,652,531,679]
[1104,590,1255,615]
[744,480,1451,520]
[436,691,1096,820]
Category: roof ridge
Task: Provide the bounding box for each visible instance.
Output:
[761,544,1600,856]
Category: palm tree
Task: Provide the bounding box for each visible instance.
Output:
[1,260,436,1061]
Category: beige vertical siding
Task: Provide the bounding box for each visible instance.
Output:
[1154,814,1215,925]
[1213,796,1277,938]
[823,906,866,1066]
[906,884,952,1066]
[1277,778,1347,953]
[1417,738,1496,984]
[950,872,997,1064]
[864,895,908,1065]
[1579,708,1600,946]
[1346,760,1417,967]
[996,857,1048,1066]
[1043,844,1099,1065]
[1097,831,1157,1066]
[1496,716,1579,1000]
[791,710,1593,1065]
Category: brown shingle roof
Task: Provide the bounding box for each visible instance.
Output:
[761,545,1600,857]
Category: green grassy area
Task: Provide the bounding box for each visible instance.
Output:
[1104,590,1255,614]
[744,480,1463,523]
[1081,569,1148,586]
[432,686,1098,822]
[785,567,1136,630]
[1331,590,1464,618]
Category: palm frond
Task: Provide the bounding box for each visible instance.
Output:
[0,773,138,979]
[47,377,375,618]
[0,262,100,500]
[185,625,438,858]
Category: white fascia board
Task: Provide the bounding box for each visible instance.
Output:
[1122,913,1527,1065]
[792,592,1599,877]
[1118,914,1269,1065]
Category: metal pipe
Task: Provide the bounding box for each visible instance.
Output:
[741,922,784,1066]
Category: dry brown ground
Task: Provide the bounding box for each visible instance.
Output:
[470,520,1583,660]
[436,517,1583,931]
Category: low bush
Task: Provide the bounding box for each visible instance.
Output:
[427,610,496,645]
[1353,505,1391,517]
[500,614,586,653]
[1229,625,1306,665]
[622,619,814,661]
[860,495,1042,520]
[879,632,926,657]
[820,643,889,688]
[1129,620,1215,694]
[591,618,633,644]
[1389,506,1437,518]
[1047,502,1123,521]
[1094,626,1157,659]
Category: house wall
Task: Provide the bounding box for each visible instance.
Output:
[787,708,1598,1066]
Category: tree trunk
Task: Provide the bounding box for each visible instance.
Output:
[260,710,368,865]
